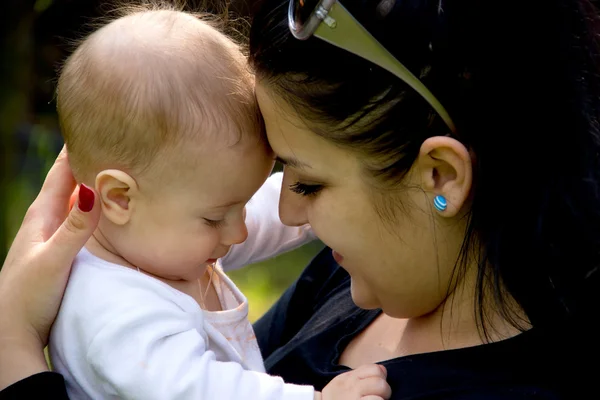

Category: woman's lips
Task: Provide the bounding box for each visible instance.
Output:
[332,250,344,264]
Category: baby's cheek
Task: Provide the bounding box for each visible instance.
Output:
[186,231,217,258]
[202,232,222,255]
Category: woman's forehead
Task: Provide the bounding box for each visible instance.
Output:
[257,83,364,179]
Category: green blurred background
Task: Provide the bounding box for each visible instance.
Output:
[0,0,324,322]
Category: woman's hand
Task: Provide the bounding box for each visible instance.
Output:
[0,148,101,389]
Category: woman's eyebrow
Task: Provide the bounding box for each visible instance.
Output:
[275,155,311,170]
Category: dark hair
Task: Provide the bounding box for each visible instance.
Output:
[249,0,600,334]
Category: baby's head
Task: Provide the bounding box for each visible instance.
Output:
[58,7,274,280]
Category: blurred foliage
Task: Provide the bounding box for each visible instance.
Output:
[0,0,322,321]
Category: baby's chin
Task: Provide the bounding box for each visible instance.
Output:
[139,262,211,282]
[176,263,213,282]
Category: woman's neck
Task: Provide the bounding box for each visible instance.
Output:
[403,265,528,353]
[405,293,524,354]
[340,266,529,367]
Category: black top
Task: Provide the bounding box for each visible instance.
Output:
[0,372,68,399]
[1,248,595,399]
[254,248,594,399]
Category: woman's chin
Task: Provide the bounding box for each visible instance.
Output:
[349,279,379,310]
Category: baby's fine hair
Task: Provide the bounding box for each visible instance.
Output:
[57,2,261,182]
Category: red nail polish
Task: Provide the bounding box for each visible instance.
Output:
[78,184,95,212]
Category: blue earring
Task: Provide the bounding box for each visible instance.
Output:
[433,195,447,212]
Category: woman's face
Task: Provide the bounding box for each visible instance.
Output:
[257,83,471,319]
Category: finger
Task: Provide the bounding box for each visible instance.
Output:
[69,186,80,211]
[33,147,77,234]
[45,184,101,271]
[354,364,386,380]
[360,396,385,400]
[39,146,73,202]
[358,377,391,398]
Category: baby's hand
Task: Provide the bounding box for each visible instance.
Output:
[315,364,391,400]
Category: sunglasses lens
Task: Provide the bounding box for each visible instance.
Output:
[292,0,322,29]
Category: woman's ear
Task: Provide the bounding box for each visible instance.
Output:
[417,136,472,217]
[95,170,138,225]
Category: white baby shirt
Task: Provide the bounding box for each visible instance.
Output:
[49,173,317,400]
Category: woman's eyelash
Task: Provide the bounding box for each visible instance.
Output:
[289,182,323,197]
[204,218,224,228]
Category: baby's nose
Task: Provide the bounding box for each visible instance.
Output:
[223,221,248,246]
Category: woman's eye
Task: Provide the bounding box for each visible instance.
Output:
[289,182,323,197]
[203,218,224,228]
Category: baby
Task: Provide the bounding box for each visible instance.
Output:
[49,5,390,400]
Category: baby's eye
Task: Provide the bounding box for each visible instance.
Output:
[203,218,224,228]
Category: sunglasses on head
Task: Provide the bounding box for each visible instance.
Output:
[288,0,456,133]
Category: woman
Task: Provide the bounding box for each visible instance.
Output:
[1,0,599,398]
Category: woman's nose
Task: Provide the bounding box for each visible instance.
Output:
[278,186,309,227]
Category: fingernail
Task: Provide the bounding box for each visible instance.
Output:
[78,184,95,212]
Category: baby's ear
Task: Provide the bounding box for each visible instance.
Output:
[95,170,138,225]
